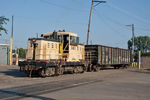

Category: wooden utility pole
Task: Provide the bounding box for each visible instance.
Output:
[87,0,94,45]
[132,24,134,55]
[126,24,135,65]
[86,0,106,45]
[126,24,135,55]
[10,16,14,66]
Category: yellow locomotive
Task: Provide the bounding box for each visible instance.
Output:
[20,30,85,77]
[26,30,84,62]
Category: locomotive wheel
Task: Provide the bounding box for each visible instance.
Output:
[39,68,56,77]
[50,68,55,76]
[94,66,99,72]
[39,69,47,77]
[73,66,84,73]
[58,68,64,75]
[55,66,64,75]
[73,67,78,74]
[84,66,88,72]
[78,66,84,73]
[80,68,84,73]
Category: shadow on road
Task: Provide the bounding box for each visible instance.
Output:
[0,89,56,100]
[101,67,115,70]
[0,69,27,78]
[0,76,103,100]
[129,69,150,74]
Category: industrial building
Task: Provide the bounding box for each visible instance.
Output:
[0,44,9,65]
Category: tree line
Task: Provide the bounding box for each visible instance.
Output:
[128,36,150,56]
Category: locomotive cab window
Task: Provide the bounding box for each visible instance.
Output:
[70,36,79,45]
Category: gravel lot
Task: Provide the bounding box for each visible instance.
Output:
[0,65,150,100]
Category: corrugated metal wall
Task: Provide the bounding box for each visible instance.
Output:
[141,56,150,69]
[0,45,9,65]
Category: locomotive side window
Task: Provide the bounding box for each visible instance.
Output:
[52,43,54,48]
[70,36,79,45]
[48,43,50,48]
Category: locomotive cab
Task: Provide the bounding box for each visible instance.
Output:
[41,30,85,62]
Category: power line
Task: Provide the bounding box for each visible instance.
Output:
[94,11,130,48]
[107,2,150,25]
[134,27,150,31]
[94,8,131,31]
[94,9,129,38]
[95,9,150,36]
[94,9,129,37]
[40,0,87,12]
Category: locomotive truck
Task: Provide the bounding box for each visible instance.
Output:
[19,30,131,77]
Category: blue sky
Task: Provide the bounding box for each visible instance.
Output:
[0,0,150,49]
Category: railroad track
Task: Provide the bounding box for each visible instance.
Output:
[0,78,103,100]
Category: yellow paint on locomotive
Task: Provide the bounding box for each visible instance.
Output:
[26,31,85,62]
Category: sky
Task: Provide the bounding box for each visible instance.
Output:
[0,0,150,49]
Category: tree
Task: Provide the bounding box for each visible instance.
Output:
[0,16,9,36]
[18,48,27,59]
[128,36,150,53]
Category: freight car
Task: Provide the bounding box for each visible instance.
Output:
[85,45,131,71]
[19,30,131,77]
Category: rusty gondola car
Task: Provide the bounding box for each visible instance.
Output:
[85,45,131,71]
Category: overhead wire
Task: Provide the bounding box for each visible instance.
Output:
[95,9,131,31]
[93,8,131,47]
[134,27,150,32]
[39,0,89,29]
[93,8,129,38]
[94,3,150,37]
[107,2,150,25]
[40,0,88,12]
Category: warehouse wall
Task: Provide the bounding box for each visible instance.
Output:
[0,45,9,65]
[141,56,150,69]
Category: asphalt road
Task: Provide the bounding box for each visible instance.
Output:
[0,65,150,100]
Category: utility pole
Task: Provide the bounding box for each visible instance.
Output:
[126,24,135,65]
[87,0,106,45]
[10,16,14,66]
[126,24,135,55]
[87,0,94,45]
[132,24,134,55]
